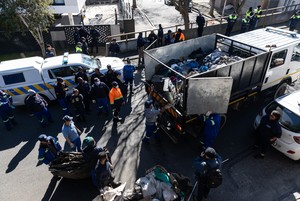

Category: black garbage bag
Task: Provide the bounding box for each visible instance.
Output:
[49,152,90,179]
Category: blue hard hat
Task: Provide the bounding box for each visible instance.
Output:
[145,100,153,108]
[38,134,48,142]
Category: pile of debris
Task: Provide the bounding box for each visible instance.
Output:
[49,152,90,179]
[123,165,193,201]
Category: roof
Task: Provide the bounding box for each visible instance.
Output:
[43,53,84,69]
[276,90,300,117]
[230,27,300,51]
[0,57,44,72]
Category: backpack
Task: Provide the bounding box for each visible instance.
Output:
[205,166,223,188]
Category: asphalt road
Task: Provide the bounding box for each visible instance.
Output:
[0,59,300,201]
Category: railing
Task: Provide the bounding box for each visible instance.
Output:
[106,3,300,42]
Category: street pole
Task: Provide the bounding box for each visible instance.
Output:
[133,0,137,9]
[221,0,228,24]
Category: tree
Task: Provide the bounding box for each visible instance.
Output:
[174,0,190,30]
[209,0,216,17]
[233,0,247,15]
[0,0,54,57]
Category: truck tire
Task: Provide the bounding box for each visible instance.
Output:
[274,82,289,99]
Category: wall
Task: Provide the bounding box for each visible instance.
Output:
[50,0,86,14]
[105,10,295,56]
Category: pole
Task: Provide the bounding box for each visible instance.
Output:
[221,0,228,24]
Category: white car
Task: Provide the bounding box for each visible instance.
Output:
[254,90,300,160]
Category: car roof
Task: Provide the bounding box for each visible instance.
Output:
[0,57,44,72]
[43,53,84,69]
[276,90,300,117]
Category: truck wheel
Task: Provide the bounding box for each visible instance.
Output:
[274,82,288,99]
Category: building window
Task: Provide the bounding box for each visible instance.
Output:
[52,0,65,5]
[3,73,25,85]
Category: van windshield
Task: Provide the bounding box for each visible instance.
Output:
[81,55,101,69]
[266,102,300,133]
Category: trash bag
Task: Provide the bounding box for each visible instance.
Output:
[49,152,90,179]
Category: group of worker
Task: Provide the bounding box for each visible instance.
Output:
[38,134,120,192]
[0,59,136,131]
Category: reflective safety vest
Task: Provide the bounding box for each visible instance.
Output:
[291,14,300,20]
[254,8,262,19]
[109,87,123,105]
[246,10,252,18]
[76,46,82,53]
[242,18,249,24]
[228,14,237,23]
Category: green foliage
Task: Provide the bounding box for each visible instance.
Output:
[0,0,54,33]
[0,0,55,57]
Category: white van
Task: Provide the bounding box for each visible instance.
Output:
[0,53,124,106]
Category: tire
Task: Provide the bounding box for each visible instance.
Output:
[274,82,288,99]
[39,94,51,104]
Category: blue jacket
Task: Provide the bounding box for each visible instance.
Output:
[200,114,221,147]
[123,64,136,80]
[193,154,222,178]
[38,136,62,165]
[0,93,13,111]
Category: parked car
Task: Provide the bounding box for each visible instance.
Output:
[164,0,173,6]
[254,90,300,160]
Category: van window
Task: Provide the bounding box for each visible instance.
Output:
[270,50,287,68]
[266,102,300,132]
[48,66,75,79]
[3,73,25,85]
[291,44,300,62]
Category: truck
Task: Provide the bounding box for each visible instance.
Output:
[143,27,300,143]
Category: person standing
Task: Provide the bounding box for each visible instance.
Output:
[164,30,173,45]
[148,30,158,49]
[76,77,91,114]
[75,42,83,53]
[109,81,125,123]
[104,64,119,89]
[254,5,262,21]
[240,16,249,33]
[25,89,53,127]
[79,26,89,39]
[45,44,56,58]
[54,77,70,115]
[289,11,300,31]
[90,26,101,54]
[137,32,147,66]
[245,7,253,19]
[199,111,221,148]
[174,29,185,43]
[142,100,167,143]
[248,13,258,31]
[123,58,136,95]
[157,24,164,47]
[62,115,82,152]
[196,12,205,37]
[81,37,89,55]
[38,134,62,165]
[0,90,17,131]
[75,67,88,84]
[91,68,105,86]
[73,28,81,44]
[94,152,120,191]
[254,110,282,159]
[109,39,120,56]
[193,147,222,201]
[225,12,237,36]
[90,78,110,116]
[70,88,86,122]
